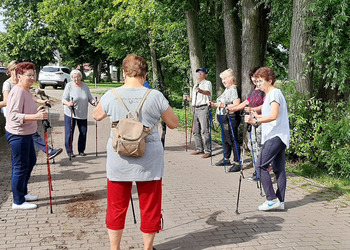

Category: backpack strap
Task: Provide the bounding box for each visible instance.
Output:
[136,89,152,113]
[111,89,152,113]
[111,89,129,112]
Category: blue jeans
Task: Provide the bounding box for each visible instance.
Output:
[32,132,52,153]
[256,136,287,202]
[6,131,36,205]
[64,115,87,154]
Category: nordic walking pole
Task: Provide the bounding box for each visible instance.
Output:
[247,112,265,197]
[218,111,227,173]
[130,193,137,224]
[69,97,74,161]
[43,119,53,214]
[184,99,188,151]
[236,173,242,215]
[45,99,55,164]
[161,121,167,148]
[208,102,213,166]
[95,96,98,157]
[227,113,244,214]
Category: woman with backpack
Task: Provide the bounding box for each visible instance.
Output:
[93,54,179,250]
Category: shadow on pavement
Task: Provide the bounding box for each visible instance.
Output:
[155,211,284,249]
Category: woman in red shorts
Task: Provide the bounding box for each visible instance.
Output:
[93,54,179,249]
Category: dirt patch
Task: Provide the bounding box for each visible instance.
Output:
[65,192,101,218]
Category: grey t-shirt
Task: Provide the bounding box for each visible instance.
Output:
[101,87,169,181]
[261,88,290,148]
[62,81,94,119]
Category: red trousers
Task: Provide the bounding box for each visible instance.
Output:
[106,179,162,233]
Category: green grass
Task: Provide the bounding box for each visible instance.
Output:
[173,107,350,199]
[85,80,122,89]
[287,162,350,197]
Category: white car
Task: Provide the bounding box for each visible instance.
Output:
[0,66,8,74]
[38,66,71,89]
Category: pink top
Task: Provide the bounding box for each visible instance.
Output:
[5,85,37,135]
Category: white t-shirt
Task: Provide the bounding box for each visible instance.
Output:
[1,79,15,118]
[191,79,212,106]
[261,88,290,148]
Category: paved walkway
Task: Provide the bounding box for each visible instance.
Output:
[0,89,349,249]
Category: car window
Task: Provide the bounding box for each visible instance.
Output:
[62,68,71,74]
[42,67,59,72]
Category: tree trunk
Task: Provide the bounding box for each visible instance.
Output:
[106,61,112,82]
[288,0,312,95]
[186,0,203,89]
[222,0,242,88]
[149,30,159,89]
[215,1,227,97]
[241,0,269,99]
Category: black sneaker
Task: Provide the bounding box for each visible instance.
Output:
[215,158,231,166]
[67,152,76,158]
[79,152,87,156]
[228,164,240,172]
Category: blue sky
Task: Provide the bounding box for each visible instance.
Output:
[0,9,5,32]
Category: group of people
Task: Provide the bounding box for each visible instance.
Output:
[184,66,290,211]
[1,61,98,210]
[2,54,289,249]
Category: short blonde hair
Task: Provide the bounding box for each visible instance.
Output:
[219,68,236,82]
[7,60,19,76]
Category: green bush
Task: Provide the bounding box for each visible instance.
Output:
[280,81,350,178]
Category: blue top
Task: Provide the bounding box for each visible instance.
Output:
[144,81,151,89]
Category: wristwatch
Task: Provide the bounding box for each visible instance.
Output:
[254,117,258,124]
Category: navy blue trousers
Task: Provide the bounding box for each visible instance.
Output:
[32,131,52,153]
[218,113,241,162]
[64,114,87,154]
[256,136,287,202]
[6,131,36,205]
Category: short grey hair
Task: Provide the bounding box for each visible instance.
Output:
[70,69,82,79]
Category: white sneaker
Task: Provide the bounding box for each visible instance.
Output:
[25,194,38,201]
[276,202,285,210]
[12,202,37,210]
[258,198,281,211]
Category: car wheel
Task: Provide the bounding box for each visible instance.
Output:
[62,80,67,89]
[40,84,45,89]
[53,85,58,89]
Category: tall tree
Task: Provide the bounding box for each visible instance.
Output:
[0,0,56,69]
[186,0,203,87]
[241,0,270,99]
[215,1,227,95]
[288,0,312,95]
[222,0,242,87]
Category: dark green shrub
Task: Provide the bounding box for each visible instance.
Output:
[280,81,350,178]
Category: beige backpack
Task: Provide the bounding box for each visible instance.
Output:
[111,89,158,157]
